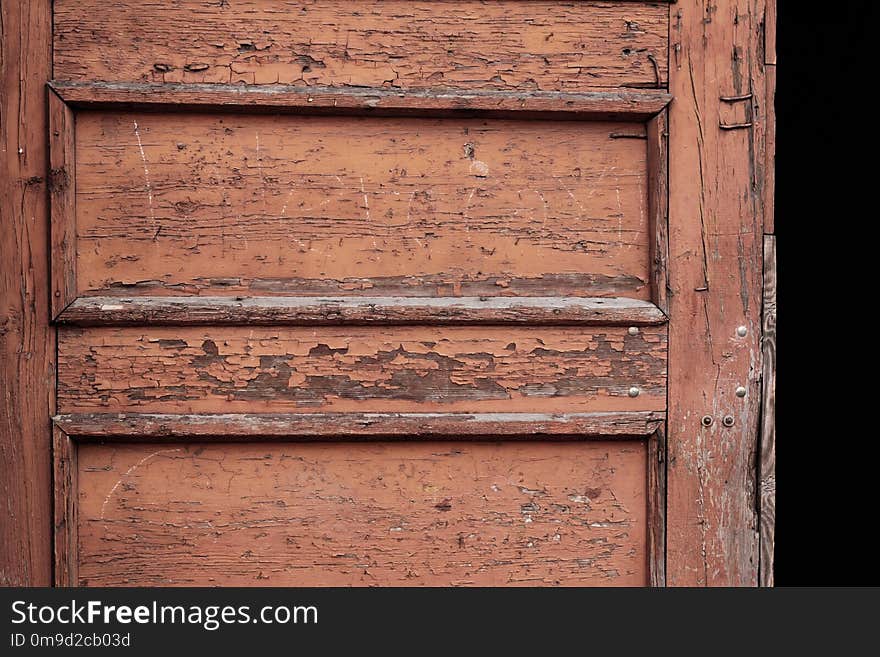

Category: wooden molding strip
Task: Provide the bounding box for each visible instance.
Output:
[55,295,669,327]
[49,81,672,121]
[53,411,665,440]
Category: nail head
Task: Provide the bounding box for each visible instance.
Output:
[628,326,639,336]
[735,386,747,398]
[736,325,748,337]
[628,387,640,398]
[722,415,735,427]
[701,415,713,427]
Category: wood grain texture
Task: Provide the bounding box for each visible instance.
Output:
[666,0,770,586]
[75,441,649,586]
[0,0,53,586]
[53,427,78,587]
[75,111,652,299]
[759,235,775,587]
[49,90,77,318]
[51,82,672,121]
[58,296,669,326]
[647,426,666,586]
[58,326,667,414]
[54,0,669,92]
[54,411,666,440]
[647,109,669,313]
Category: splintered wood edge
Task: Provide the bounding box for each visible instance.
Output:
[53,411,666,440]
[49,81,672,121]
[55,296,669,326]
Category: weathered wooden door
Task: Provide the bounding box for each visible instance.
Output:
[1,0,775,586]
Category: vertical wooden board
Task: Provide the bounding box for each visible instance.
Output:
[647,427,666,586]
[760,236,775,587]
[74,112,652,299]
[647,109,669,312]
[53,427,78,587]
[49,91,77,317]
[53,1,669,92]
[75,441,649,586]
[0,0,53,586]
[666,0,769,585]
[57,325,668,414]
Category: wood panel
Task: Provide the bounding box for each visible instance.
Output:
[58,326,667,414]
[666,0,771,585]
[74,111,652,299]
[75,440,649,586]
[54,0,669,92]
[0,0,53,586]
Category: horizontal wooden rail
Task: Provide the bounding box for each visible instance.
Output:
[56,295,669,326]
[53,411,665,440]
[49,81,672,121]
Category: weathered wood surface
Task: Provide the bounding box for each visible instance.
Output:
[74,111,652,299]
[58,326,667,414]
[646,109,669,313]
[58,296,669,326]
[0,0,53,586]
[54,411,666,439]
[75,440,649,586]
[54,1,669,92]
[51,82,672,121]
[666,0,771,586]
[760,236,775,587]
[49,90,77,317]
[53,427,78,587]
[647,426,666,586]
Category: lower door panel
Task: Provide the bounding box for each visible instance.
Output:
[73,440,648,586]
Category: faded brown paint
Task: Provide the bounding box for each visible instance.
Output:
[58,326,667,414]
[75,441,648,586]
[54,1,668,92]
[75,111,651,299]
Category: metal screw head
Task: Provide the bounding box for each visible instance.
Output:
[735,386,747,398]
[628,387,640,398]
[736,325,748,337]
[701,415,714,427]
[628,326,639,336]
[722,415,735,427]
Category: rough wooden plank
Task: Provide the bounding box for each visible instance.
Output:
[49,90,77,318]
[759,235,775,587]
[58,326,668,414]
[58,296,669,327]
[75,440,649,586]
[54,411,666,440]
[51,82,672,121]
[0,0,53,586]
[74,111,653,300]
[53,427,78,587]
[647,425,666,586]
[54,1,669,92]
[647,108,669,313]
[666,0,769,586]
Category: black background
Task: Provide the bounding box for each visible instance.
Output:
[778,2,880,584]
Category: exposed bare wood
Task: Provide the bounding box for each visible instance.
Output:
[53,1,669,92]
[58,296,669,327]
[51,82,672,121]
[666,0,769,586]
[74,440,649,586]
[648,425,667,586]
[73,111,654,301]
[53,411,665,440]
[57,325,668,414]
[53,427,78,587]
[49,90,77,318]
[760,235,776,587]
[0,0,53,586]
[647,109,670,313]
